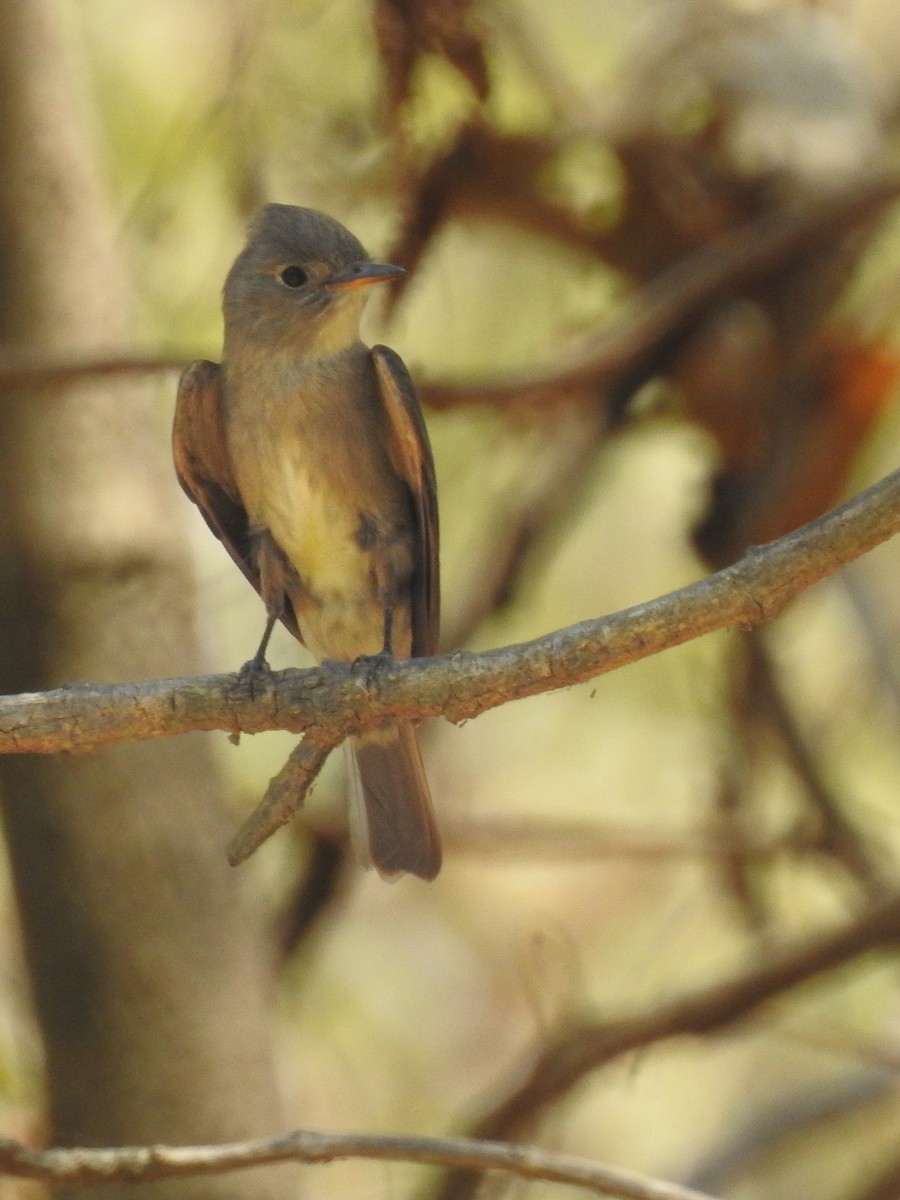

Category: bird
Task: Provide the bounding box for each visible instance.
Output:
[172,204,441,880]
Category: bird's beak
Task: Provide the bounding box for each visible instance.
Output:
[326,261,405,291]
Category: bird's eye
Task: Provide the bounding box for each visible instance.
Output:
[279,265,308,288]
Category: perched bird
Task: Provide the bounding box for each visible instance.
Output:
[173,204,441,880]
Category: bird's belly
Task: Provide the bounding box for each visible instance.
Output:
[266,449,362,591]
[247,442,411,661]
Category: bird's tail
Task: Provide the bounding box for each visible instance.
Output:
[347,723,442,880]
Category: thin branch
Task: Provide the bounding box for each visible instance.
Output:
[686,1073,892,1195]
[437,889,900,1200]
[421,173,900,412]
[0,350,182,388]
[276,835,348,956]
[747,631,893,898]
[0,1127,721,1200]
[440,817,819,861]
[228,733,339,864]
[1,464,899,755]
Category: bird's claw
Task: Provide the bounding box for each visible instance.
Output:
[238,654,274,700]
[351,650,394,687]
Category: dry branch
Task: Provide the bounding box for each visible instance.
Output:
[0,1127,719,1200]
[0,463,899,756]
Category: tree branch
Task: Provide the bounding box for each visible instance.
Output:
[421,173,900,412]
[227,733,339,864]
[1,464,899,755]
[438,887,900,1200]
[0,349,181,388]
[0,1127,720,1200]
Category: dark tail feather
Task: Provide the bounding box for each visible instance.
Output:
[348,723,442,880]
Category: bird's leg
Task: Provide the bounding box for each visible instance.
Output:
[238,612,277,701]
[239,529,292,691]
[352,560,398,686]
[381,603,395,657]
[250,614,277,670]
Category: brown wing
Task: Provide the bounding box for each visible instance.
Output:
[173,359,301,641]
[371,345,439,656]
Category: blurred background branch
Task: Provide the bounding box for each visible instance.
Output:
[4,1,900,1199]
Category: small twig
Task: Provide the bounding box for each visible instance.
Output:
[0,1127,721,1200]
[1,463,900,756]
[227,734,338,865]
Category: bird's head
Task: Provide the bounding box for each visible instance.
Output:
[223,204,403,355]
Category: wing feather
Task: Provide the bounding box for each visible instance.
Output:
[371,345,439,656]
[172,359,301,641]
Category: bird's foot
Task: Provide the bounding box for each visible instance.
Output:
[238,653,274,700]
[351,649,394,688]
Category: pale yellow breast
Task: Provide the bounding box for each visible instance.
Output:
[263,442,367,593]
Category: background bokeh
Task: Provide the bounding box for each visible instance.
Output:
[5,2,900,1198]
